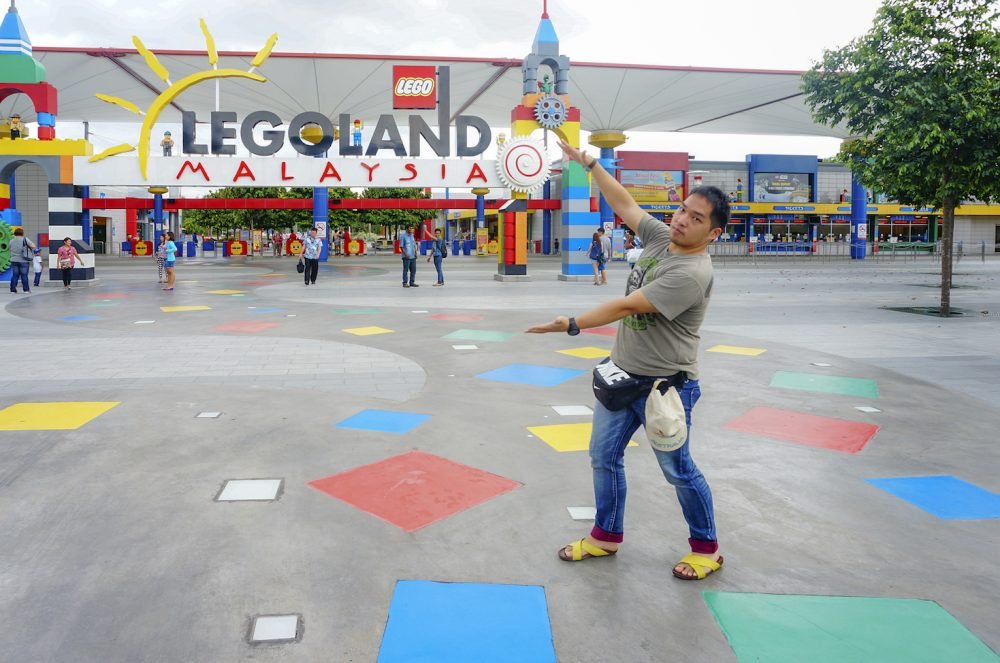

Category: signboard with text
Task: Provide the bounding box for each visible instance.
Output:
[621,169,684,203]
[393,66,438,109]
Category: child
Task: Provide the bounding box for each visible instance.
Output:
[32,248,42,287]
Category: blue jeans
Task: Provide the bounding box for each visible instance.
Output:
[432,254,444,283]
[589,379,718,552]
[9,262,29,292]
[401,257,416,285]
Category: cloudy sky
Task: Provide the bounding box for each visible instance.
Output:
[17,0,886,160]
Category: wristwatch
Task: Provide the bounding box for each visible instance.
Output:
[567,317,581,336]
[585,158,597,172]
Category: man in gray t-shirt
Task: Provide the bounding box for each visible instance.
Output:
[8,228,36,294]
[529,139,730,581]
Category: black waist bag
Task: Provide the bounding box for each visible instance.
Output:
[592,357,685,411]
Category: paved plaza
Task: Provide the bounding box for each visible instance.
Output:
[1,253,999,662]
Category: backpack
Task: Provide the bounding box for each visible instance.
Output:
[588,240,602,261]
[441,239,448,258]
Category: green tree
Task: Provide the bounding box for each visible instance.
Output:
[183,186,360,235]
[360,187,431,237]
[802,0,1000,315]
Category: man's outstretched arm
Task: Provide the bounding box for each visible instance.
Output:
[558,139,645,233]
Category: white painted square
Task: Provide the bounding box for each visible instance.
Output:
[411,310,429,314]
[452,344,478,350]
[855,406,882,413]
[217,479,282,502]
[196,412,222,418]
[250,614,299,642]
[134,320,156,325]
[811,362,832,367]
[567,506,597,521]
[552,405,594,416]
[286,314,297,318]
[248,306,257,309]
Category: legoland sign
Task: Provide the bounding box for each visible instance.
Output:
[74,66,509,188]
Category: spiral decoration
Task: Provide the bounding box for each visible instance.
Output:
[495,138,552,193]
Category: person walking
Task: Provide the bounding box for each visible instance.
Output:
[426,228,446,286]
[400,225,418,288]
[598,226,611,285]
[8,228,35,293]
[588,231,604,285]
[302,227,322,285]
[32,248,43,287]
[155,234,167,283]
[56,237,78,290]
[163,231,177,291]
[527,138,730,582]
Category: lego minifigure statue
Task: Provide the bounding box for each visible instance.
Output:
[9,113,27,139]
[537,74,554,94]
[0,117,10,139]
[160,131,174,156]
[352,119,363,148]
[497,132,507,147]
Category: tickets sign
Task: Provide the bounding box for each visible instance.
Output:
[393,66,437,109]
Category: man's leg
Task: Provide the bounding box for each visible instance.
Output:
[402,259,409,286]
[309,259,319,284]
[434,255,444,284]
[408,258,417,285]
[10,263,22,291]
[20,263,31,291]
[562,400,642,558]
[647,380,720,576]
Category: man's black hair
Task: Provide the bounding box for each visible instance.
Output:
[689,185,730,231]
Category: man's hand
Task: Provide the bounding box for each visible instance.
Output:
[558,139,587,167]
[526,315,570,334]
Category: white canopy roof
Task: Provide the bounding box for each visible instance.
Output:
[19,47,846,138]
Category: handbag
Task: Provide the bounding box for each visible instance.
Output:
[441,240,448,258]
[58,258,72,269]
[645,379,688,451]
[20,238,32,261]
[296,258,305,274]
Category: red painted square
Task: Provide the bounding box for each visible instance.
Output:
[582,326,617,337]
[308,450,522,532]
[724,406,879,454]
[427,313,484,322]
[212,321,279,333]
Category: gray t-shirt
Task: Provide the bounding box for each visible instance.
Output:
[600,235,611,260]
[9,236,33,263]
[611,214,714,379]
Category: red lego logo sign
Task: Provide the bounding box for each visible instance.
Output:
[393,66,437,109]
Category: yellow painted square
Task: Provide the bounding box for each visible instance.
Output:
[0,402,120,431]
[342,326,395,336]
[558,347,611,359]
[206,289,246,295]
[160,305,212,313]
[706,344,767,357]
[527,423,638,452]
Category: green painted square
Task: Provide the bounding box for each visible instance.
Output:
[704,592,999,663]
[770,370,880,398]
[335,308,385,315]
[443,329,515,343]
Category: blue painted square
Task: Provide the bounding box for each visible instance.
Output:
[378,580,556,663]
[336,409,431,434]
[866,475,1000,519]
[476,363,586,387]
[250,307,284,314]
[60,315,99,322]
